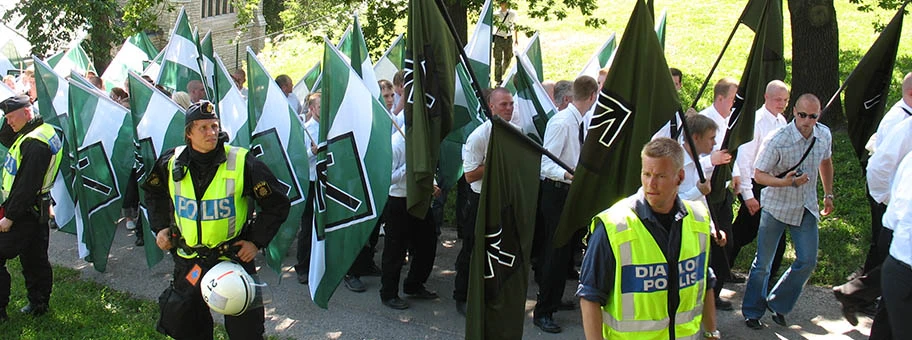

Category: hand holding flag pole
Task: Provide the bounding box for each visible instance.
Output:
[433,0,575,176]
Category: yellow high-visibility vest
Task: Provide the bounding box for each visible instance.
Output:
[167,145,248,259]
[591,199,711,340]
[1,123,62,201]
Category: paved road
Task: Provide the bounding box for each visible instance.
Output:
[48,226,874,339]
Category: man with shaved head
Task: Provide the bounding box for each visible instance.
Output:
[742,94,834,329]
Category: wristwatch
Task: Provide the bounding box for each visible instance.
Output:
[824,193,835,200]
[703,329,721,339]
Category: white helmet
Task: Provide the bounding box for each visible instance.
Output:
[200,261,256,316]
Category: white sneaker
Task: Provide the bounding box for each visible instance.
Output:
[125,220,137,230]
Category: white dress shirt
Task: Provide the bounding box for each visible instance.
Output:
[887,152,912,266]
[463,121,493,193]
[698,105,741,180]
[286,93,302,115]
[870,99,912,153]
[540,103,583,183]
[389,132,407,197]
[735,105,788,199]
[303,118,320,181]
[867,115,912,206]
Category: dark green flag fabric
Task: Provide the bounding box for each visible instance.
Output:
[554,0,679,247]
[466,116,541,340]
[404,0,457,217]
[708,0,785,204]
[840,4,904,162]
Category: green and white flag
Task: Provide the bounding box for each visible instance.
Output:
[512,55,557,144]
[578,33,617,80]
[127,72,186,268]
[439,0,493,190]
[373,33,405,82]
[0,28,28,76]
[156,7,204,94]
[311,39,392,308]
[198,31,216,97]
[33,57,79,236]
[70,71,102,93]
[68,80,136,272]
[47,42,96,77]
[655,9,668,49]
[293,62,321,107]
[464,0,493,88]
[142,49,165,80]
[338,14,381,98]
[246,48,310,273]
[213,52,250,147]
[0,82,13,101]
[101,32,159,91]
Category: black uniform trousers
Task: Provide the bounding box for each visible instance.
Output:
[731,180,786,277]
[709,190,734,298]
[533,179,572,318]
[880,255,911,339]
[295,182,316,275]
[380,196,437,300]
[868,228,895,340]
[0,215,52,310]
[161,255,264,340]
[453,190,480,302]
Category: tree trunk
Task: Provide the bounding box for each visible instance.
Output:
[445,0,469,44]
[789,0,843,128]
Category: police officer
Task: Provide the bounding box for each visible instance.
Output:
[144,101,289,339]
[577,138,720,340]
[0,95,62,321]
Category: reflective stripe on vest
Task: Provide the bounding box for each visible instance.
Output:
[167,145,247,259]
[591,198,711,339]
[1,123,62,200]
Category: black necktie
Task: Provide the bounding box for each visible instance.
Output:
[579,122,585,145]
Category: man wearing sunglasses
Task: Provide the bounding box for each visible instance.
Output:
[741,93,835,329]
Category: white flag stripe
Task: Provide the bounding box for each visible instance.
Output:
[162,34,201,72]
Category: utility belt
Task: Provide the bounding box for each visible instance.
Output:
[543,178,571,191]
[169,226,241,264]
[1,192,53,223]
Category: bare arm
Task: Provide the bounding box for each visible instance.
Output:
[755,168,796,188]
[819,157,835,215]
[464,165,484,184]
[580,298,603,340]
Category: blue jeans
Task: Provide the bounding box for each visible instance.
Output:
[742,209,818,319]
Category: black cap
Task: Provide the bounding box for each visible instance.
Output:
[185,100,218,126]
[0,95,30,115]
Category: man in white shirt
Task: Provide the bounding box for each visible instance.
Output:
[276,74,302,115]
[698,77,739,311]
[295,92,321,286]
[453,88,514,315]
[834,73,912,328]
[731,80,790,284]
[492,1,519,86]
[380,126,441,310]
[877,151,912,339]
[533,76,598,334]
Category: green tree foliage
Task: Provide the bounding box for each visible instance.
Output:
[3,0,167,72]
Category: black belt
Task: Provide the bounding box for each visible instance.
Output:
[544,179,571,190]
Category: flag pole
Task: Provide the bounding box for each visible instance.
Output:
[689,7,748,110]
[432,0,575,175]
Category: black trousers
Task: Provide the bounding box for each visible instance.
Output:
[534,180,572,318]
[880,255,912,339]
[453,190,480,302]
[163,256,264,340]
[866,228,895,340]
[0,215,52,310]
[380,196,437,300]
[709,191,734,298]
[730,180,786,277]
[295,182,316,275]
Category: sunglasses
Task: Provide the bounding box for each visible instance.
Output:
[796,112,819,119]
